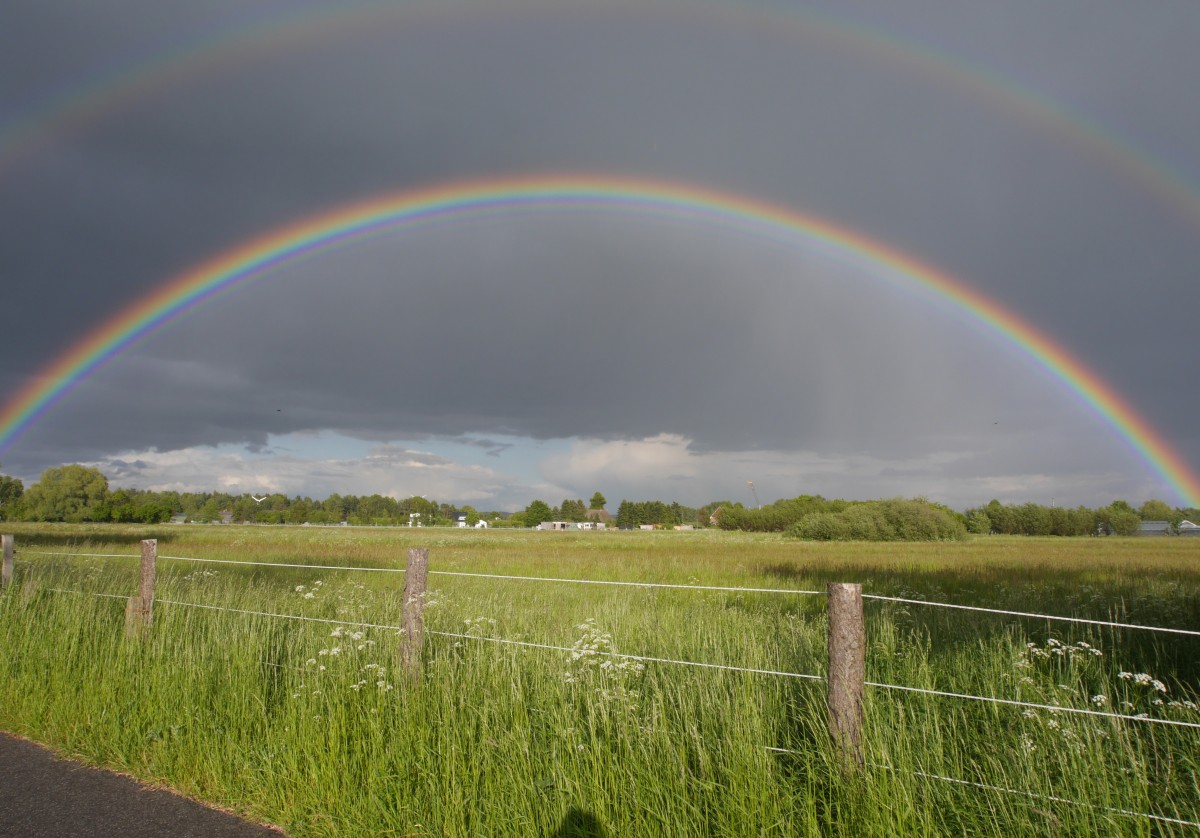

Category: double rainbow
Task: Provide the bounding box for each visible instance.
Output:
[1,174,1196,506]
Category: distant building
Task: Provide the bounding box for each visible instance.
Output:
[584,508,613,525]
[1179,520,1200,537]
[537,521,572,531]
[1137,520,1174,536]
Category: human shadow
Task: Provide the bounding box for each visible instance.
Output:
[550,807,609,838]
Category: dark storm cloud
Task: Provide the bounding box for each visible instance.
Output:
[1,0,1197,504]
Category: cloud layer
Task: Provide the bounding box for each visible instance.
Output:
[2,0,1197,509]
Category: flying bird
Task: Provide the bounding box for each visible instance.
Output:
[251,495,268,503]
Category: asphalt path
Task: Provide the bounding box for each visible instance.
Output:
[0,732,284,837]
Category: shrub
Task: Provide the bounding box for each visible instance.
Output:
[787,498,967,542]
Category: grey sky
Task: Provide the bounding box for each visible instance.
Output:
[1,0,1197,510]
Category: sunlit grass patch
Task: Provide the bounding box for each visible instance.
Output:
[2,524,1199,835]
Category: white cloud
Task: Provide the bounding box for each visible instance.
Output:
[88,439,524,507]
[539,431,1175,510]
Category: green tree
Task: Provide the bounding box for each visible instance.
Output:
[0,471,24,520]
[1139,499,1177,524]
[196,498,223,522]
[524,500,553,527]
[23,465,110,522]
[965,509,992,535]
[589,492,607,510]
[1098,502,1140,536]
[560,499,587,521]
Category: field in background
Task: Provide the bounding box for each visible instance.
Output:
[2,524,1199,836]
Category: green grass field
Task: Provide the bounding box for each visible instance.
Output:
[2,524,1199,836]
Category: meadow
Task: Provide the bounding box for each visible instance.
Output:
[2,523,1199,836]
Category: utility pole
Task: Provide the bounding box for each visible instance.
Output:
[746,480,761,509]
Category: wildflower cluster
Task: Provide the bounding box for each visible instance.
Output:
[1019,706,1098,754]
[1117,671,1167,694]
[563,618,645,706]
[333,581,377,617]
[1111,670,1195,717]
[1023,638,1103,661]
[294,580,324,600]
[464,615,497,636]
[293,622,395,704]
[1012,638,1103,688]
[180,569,219,581]
[450,616,498,649]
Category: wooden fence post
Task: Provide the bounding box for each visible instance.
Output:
[827,582,865,770]
[1,534,12,590]
[125,539,156,637]
[401,547,429,680]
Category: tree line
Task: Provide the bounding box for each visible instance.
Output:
[0,464,1195,539]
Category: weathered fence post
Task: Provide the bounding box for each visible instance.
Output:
[124,539,156,637]
[1,534,12,590]
[827,582,865,770]
[401,547,429,680]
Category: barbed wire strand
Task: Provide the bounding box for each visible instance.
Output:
[764,748,1199,829]
[863,594,1200,637]
[865,681,1200,730]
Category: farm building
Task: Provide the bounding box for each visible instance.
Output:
[1179,520,1200,537]
[584,508,614,526]
[538,521,605,531]
[1136,520,1173,536]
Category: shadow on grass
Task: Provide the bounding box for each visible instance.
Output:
[550,807,608,838]
[8,530,184,548]
[762,562,1200,684]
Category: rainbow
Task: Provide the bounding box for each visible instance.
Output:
[4,2,1199,237]
[1,173,1198,506]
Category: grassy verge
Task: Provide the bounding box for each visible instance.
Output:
[2,524,1198,835]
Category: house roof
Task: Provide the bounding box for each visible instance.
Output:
[1138,520,1173,533]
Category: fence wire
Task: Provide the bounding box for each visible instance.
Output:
[18,548,1200,638]
[763,748,1200,829]
[34,587,1200,729]
[863,593,1200,637]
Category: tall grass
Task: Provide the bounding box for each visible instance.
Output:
[2,524,1199,835]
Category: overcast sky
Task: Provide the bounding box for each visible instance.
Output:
[1,0,1197,511]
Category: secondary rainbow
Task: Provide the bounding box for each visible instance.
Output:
[2,173,1197,506]
[5,2,1199,236]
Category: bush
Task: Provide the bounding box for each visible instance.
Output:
[788,499,967,542]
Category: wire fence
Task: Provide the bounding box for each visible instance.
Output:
[762,748,1200,829]
[7,538,1200,829]
[19,547,1196,636]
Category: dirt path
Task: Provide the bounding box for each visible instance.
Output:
[0,732,284,837]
